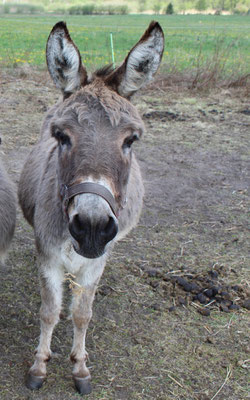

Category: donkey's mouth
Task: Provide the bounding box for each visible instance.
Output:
[72,241,105,259]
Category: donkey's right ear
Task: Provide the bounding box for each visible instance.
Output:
[46,22,87,97]
[105,21,164,98]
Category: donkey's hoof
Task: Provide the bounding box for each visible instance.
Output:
[73,376,92,395]
[26,373,45,390]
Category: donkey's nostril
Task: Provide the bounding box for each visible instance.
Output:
[69,214,88,242]
[101,216,118,244]
[72,214,81,232]
[69,214,118,258]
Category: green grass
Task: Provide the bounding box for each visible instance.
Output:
[0,14,249,76]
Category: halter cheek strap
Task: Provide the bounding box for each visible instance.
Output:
[60,182,120,219]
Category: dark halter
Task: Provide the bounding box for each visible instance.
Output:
[60,182,120,219]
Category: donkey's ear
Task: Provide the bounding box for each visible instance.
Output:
[46,22,87,97]
[105,21,164,98]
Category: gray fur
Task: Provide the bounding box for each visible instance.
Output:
[0,158,16,262]
[18,86,144,255]
[18,21,163,393]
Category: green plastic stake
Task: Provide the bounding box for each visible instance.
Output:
[110,32,115,69]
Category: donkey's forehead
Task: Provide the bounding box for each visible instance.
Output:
[56,82,144,132]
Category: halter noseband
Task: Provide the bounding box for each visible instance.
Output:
[60,182,120,219]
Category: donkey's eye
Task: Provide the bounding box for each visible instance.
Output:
[52,129,71,147]
[122,134,139,153]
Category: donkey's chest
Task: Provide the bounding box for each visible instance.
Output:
[58,240,107,286]
[60,241,85,274]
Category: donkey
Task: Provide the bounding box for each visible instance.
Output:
[0,139,16,263]
[18,21,164,395]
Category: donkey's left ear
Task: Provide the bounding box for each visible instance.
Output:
[46,21,87,97]
[105,21,164,98]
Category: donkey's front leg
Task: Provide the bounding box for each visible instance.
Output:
[26,265,64,390]
[70,262,105,395]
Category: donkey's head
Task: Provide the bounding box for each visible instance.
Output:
[46,21,164,259]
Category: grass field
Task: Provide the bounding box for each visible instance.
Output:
[0,14,249,77]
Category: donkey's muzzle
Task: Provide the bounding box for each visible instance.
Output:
[69,214,118,258]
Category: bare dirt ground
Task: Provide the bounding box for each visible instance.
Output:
[0,67,249,400]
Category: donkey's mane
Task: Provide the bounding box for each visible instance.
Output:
[56,80,144,131]
[94,64,114,78]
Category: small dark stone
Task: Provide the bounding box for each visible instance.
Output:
[175,276,186,285]
[208,270,218,279]
[198,108,206,116]
[183,283,192,292]
[190,282,201,293]
[239,108,250,115]
[228,304,240,311]
[143,110,179,120]
[220,291,230,300]
[197,293,207,304]
[212,286,219,296]
[198,394,210,400]
[231,268,237,274]
[146,268,160,277]
[198,308,210,316]
[176,277,192,292]
[220,303,229,313]
[162,274,171,281]
[98,285,112,296]
[203,288,214,298]
[170,275,178,283]
[150,280,159,289]
[178,297,187,306]
[242,299,250,310]
[169,306,177,312]
[222,299,233,307]
[151,303,161,311]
